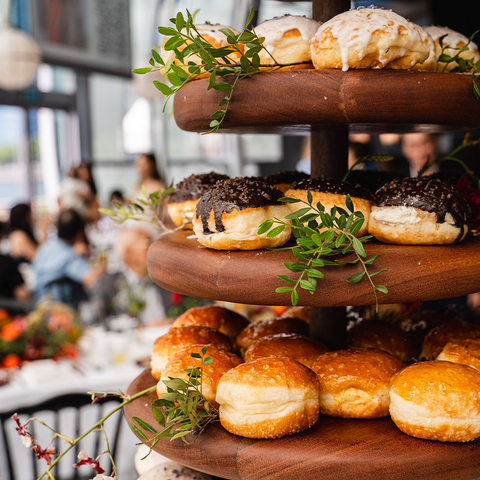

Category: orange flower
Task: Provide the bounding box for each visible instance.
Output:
[60,344,78,359]
[3,353,21,369]
[1,322,22,341]
[272,306,288,316]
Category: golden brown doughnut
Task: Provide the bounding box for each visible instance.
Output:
[347,319,417,362]
[236,316,309,355]
[411,25,437,71]
[421,320,480,359]
[254,15,321,69]
[285,178,373,237]
[311,7,430,71]
[192,178,292,250]
[167,172,229,229]
[160,23,243,78]
[369,177,470,245]
[390,360,480,442]
[150,325,233,380]
[244,333,328,368]
[157,344,243,408]
[216,357,320,438]
[437,339,480,371]
[281,305,310,323]
[424,26,480,72]
[311,348,403,418]
[172,305,249,342]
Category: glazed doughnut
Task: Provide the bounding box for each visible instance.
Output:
[285,178,373,237]
[215,357,320,438]
[369,177,470,245]
[244,333,328,368]
[172,305,249,342]
[421,320,480,359]
[160,23,243,78]
[167,172,229,229]
[264,170,310,193]
[254,15,321,69]
[311,348,402,419]
[192,178,292,250]
[281,305,310,323]
[411,25,437,71]
[157,344,243,408]
[424,26,480,72]
[390,360,480,442]
[236,316,309,354]
[437,339,480,371]
[311,7,430,71]
[150,325,233,380]
[347,319,418,362]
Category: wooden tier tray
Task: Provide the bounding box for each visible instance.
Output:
[173,69,480,134]
[125,368,480,480]
[147,231,480,307]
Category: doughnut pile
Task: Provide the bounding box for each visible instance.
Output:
[437,339,480,371]
[167,172,229,228]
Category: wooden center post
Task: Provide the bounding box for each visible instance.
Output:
[309,0,351,350]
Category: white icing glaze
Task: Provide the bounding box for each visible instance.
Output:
[193,23,240,45]
[423,26,478,53]
[313,7,425,71]
[254,15,321,54]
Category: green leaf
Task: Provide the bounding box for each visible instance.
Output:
[376,285,388,294]
[278,275,296,284]
[209,119,220,128]
[130,421,148,440]
[279,196,301,203]
[307,190,313,204]
[98,208,115,217]
[335,233,346,248]
[210,110,226,120]
[132,67,153,74]
[151,49,164,65]
[158,26,179,36]
[266,225,285,237]
[175,11,185,30]
[257,219,273,235]
[153,81,174,96]
[152,407,166,427]
[166,72,183,86]
[212,81,233,92]
[284,262,308,272]
[345,195,354,213]
[276,286,294,293]
[306,268,324,278]
[352,237,366,257]
[285,207,311,220]
[240,55,251,73]
[291,290,299,306]
[190,352,201,359]
[311,258,324,267]
[347,271,365,284]
[300,280,315,291]
[292,247,308,262]
[364,254,380,265]
[219,96,230,106]
[246,6,255,26]
[133,417,157,434]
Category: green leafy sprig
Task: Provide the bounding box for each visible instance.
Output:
[437,30,480,98]
[130,346,218,451]
[258,193,388,310]
[342,154,394,182]
[99,183,179,233]
[133,9,309,133]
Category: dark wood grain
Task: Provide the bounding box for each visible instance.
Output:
[147,231,480,307]
[125,368,480,480]
[173,69,480,134]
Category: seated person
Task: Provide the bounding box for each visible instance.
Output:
[33,210,103,308]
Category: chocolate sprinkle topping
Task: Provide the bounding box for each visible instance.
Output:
[196,177,284,234]
[290,177,373,201]
[264,170,310,186]
[374,177,471,241]
[169,171,229,203]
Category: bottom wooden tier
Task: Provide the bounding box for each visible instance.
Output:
[125,369,480,480]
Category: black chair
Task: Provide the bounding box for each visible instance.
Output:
[0,393,123,480]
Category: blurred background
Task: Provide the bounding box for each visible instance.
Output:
[0,0,479,479]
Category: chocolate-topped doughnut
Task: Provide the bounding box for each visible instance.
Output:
[368,177,470,245]
[167,172,229,229]
[285,178,373,237]
[264,170,310,193]
[192,177,292,250]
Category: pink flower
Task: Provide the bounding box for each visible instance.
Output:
[12,413,34,446]
[73,451,105,475]
[31,444,57,465]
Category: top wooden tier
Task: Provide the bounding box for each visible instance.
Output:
[173,69,480,134]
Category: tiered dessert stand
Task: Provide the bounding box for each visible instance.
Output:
[125,1,480,478]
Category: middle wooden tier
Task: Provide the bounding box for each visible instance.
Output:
[147,231,480,306]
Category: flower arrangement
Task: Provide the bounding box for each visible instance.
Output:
[0,301,83,369]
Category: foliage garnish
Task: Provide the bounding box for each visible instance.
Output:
[258,194,387,311]
[99,183,179,234]
[437,30,480,98]
[342,155,394,182]
[132,8,309,133]
[130,346,218,451]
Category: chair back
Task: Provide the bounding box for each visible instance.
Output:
[0,393,123,480]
